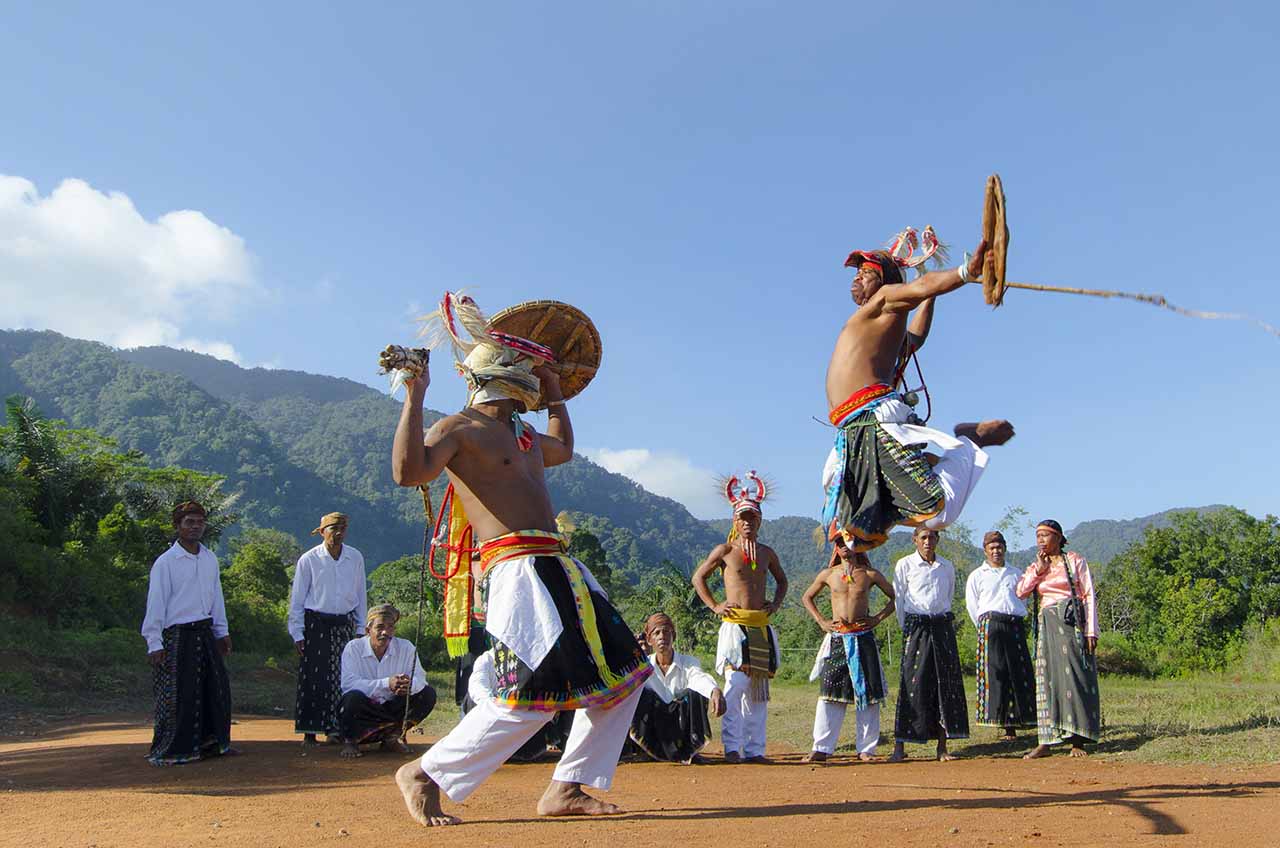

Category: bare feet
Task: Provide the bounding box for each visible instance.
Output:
[1002,728,1018,741]
[724,751,741,763]
[381,737,411,754]
[325,734,342,745]
[803,751,829,764]
[1070,745,1090,758]
[537,781,621,817]
[395,761,459,827]
[858,752,875,762]
[937,752,958,761]
[955,419,1015,448]
[744,755,770,764]
[340,742,362,758]
[1023,744,1052,760]
[302,734,318,749]
[888,745,907,763]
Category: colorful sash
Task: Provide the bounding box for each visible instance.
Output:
[833,622,872,710]
[722,607,774,702]
[479,529,625,690]
[821,384,894,540]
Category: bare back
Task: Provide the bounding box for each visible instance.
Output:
[432,411,557,542]
[825,291,909,409]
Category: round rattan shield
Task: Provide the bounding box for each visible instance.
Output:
[488,300,602,411]
[981,173,1010,307]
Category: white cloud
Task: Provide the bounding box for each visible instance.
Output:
[0,175,255,363]
[582,447,724,519]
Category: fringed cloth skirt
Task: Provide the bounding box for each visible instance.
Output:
[894,612,970,743]
[295,608,357,735]
[715,618,779,702]
[975,611,1036,728]
[487,554,651,711]
[148,618,231,765]
[629,687,712,763]
[1035,602,1101,745]
[811,630,886,710]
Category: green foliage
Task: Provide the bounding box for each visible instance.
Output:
[1099,508,1280,674]
[366,554,448,669]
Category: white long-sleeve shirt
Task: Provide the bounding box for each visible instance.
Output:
[340,635,428,704]
[893,552,956,629]
[468,650,498,705]
[643,652,719,704]
[287,543,368,642]
[964,561,1028,626]
[140,542,229,653]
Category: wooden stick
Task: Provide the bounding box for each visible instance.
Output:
[968,280,1280,338]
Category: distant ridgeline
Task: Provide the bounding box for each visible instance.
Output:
[0,329,1230,583]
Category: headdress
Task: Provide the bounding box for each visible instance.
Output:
[982,530,1007,548]
[1036,519,1067,546]
[171,500,207,525]
[643,612,675,640]
[844,225,951,286]
[367,603,401,628]
[417,291,555,424]
[719,470,770,570]
[311,511,348,535]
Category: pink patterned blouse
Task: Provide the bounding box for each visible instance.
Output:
[1015,551,1098,638]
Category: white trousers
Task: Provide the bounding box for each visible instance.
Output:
[721,669,768,758]
[811,699,880,756]
[419,686,642,802]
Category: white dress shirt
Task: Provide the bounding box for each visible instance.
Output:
[643,652,720,704]
[340,635,428,704]
[141,542,229,653]
[893,552,956,629]
[964,561,1028,626]
[288,543,368,642]
[468,650,498,705]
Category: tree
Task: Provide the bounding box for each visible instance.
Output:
[568,528,612,597]
[222,527,300,604]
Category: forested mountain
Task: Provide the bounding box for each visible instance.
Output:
[1,330,1244,583]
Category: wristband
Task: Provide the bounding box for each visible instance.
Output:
[545,399,567,407]
[957,252,978,283]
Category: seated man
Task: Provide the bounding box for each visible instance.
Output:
[338,604,437,757]
[465,648,573,763]
[629,613,727,765]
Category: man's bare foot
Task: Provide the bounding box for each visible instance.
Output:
[381,737,411,754]
[326,734,342,745]
[301,735,318,749]
[1023,744,1053,760]
[955,419,1015,448]
[937,751,958,762]
[802,751,829,764]
[1002,729,1018,741]
[858,752,875,762]
[536,781,621,817]
[724,751,741,763]
[340,742,362,758]
[395,762,459,827]
[682,753,707,765]
[744,755,770,764]
[888,746,907,763]
[1069,745,1090,758]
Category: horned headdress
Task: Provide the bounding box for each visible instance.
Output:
[719,470,770,569]
[844,225,951,285]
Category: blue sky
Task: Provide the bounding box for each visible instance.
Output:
[3,2,1278,549]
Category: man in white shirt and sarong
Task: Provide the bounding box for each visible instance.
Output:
[629,613,726,764]
[140,501,233,766]
[964,530,1035,740]
[289,511,368,747]
[338,604,436,757]
[890,527,968,761]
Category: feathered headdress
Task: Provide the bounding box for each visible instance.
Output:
[844,225,951,282]
[718,470,770,570]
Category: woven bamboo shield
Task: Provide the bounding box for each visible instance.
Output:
[488,300,602,410]
[981,173,1010,307]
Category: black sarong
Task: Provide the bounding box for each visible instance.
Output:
[339,686,438,745]
[628,687,711,763]
[975,611,1036,728]
[819,631,886,708]
[1035,602,1101,744]
[295,608,357,735]
[148,618,231,765]
[490,556,649,711]
[894,612,969,743]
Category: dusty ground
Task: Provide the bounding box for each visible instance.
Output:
[3,715,1278,848]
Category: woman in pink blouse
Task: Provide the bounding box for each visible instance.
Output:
[1015,519,1101,758]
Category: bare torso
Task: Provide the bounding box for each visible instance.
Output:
[825,291,909,409]
[719,543,776,610]
[436,410,557,542]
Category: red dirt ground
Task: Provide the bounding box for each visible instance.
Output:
[3,716,1278,848]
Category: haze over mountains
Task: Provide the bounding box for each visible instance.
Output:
[1,329,1228,582]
